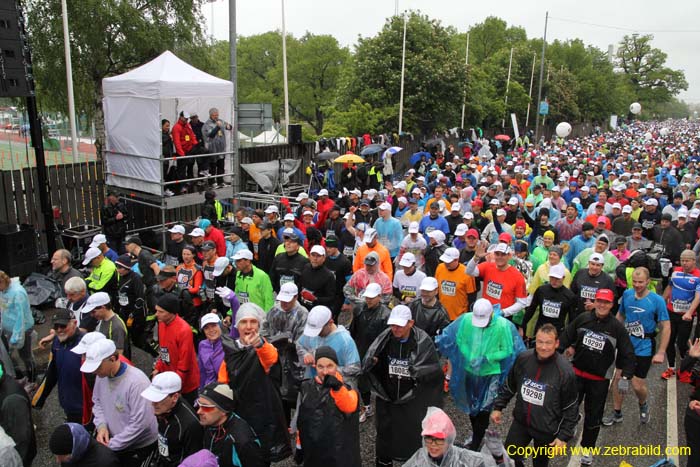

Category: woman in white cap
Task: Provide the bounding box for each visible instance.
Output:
[217,302,291,463]
[197,313,227,389]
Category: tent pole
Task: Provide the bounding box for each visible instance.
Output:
[230,0,240,200]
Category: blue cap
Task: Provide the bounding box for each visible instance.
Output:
[569,181,578,187]
[198,218,212,230]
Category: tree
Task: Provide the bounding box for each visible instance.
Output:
[26,0,206,155]
[342,11,467,135]
[616,34,688,106]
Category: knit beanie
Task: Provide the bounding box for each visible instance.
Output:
[49,424,73,455]
[157,294,180,315]
[199,382,236,413]
[235,302,264,328]
[315,346,339,365]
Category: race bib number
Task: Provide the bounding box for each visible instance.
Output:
[159,347,171,364]
[673,300,692,313]
[118,293,128,307]
[205,288,215,300]
[425,226,436,235]
[203,268,214,281]
[177,269,192,287]
[401,286,417,298]
[486,280,503,300]
[253,243,259,254]
[641,220,655,229]
[165,256,179,267]
[521,378,546,406]
[158,434,169,457]
[625,320,645,338]
[388,357,410,378]
[534,236,544,248]
[580,286,597,300]
[541,299,561,318]
[280,275,295,287]
[582,331,606,352]
[343,246,354,257]
[441,280,457,296]
[238,291,249,304]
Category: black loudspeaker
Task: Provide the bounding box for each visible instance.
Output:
[0,1,32,97]
[288,124,302,144]
[0,223,37,277]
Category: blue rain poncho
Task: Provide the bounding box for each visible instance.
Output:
[436,308,525,414]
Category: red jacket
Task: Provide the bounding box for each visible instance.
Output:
[171,119,198,156]
[205,226,227,257]
[156,315,200,393]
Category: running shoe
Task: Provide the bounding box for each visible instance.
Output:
[580,453,593,466]
[640,403,650,424]
[661,368,676,380]
[678,370,692,383]
[601,412,623,426]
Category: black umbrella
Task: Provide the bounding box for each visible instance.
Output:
[315,151,340,161]
[360,143,387,156]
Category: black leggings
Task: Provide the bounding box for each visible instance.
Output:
[576,376,609,449]
[505,419,554,467]
[684,409,700,467]
[468,410,491,451]
[668,312,694,367]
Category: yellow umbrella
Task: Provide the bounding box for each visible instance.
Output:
[334,154,365,164]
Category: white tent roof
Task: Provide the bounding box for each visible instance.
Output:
[252,129,287,144]
[102,50,233,99]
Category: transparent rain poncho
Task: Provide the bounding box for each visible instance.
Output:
[436,307,525,415]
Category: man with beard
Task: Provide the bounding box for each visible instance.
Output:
[408,277,450,338]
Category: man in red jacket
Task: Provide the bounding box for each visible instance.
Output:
[171,111,205,194]
[153,294,200,405]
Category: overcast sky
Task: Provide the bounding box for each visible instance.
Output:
[206,0,700,103]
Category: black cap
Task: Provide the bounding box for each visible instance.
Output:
[615,236,627,244]
[632,222,643,230]
[227,226,244,238]
[325,236,339,247]
[52,309,74,325]
[259,221,273,231]
[281,229,300,241]
[115,254,133,269]
[359,199,370,206]
[201,240,216,251]
[661,213,673,222]
[49,424,73,455]
[582,221,594,231]
[315,346,339,364]
[157,294,180,314]
[125,236,142,246]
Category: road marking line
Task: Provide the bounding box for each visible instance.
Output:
[667,375,679,466]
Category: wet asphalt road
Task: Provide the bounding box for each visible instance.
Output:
[28,316,689,467]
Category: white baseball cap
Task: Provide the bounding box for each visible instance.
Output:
[168,225,186,235]
[361,283,383,299]
[496,209,507,217]
[82,247,102,265]
[507,197,519,205]
[364,228,378,242]
[589,253,605,264]
[644,198,658,206]
[240,217,254,225]
[303,210,314,216]
[141,372,182,402]
[284,213,295,221]
[451,203,461,212]
[71,332,106,355]
[471,299,493,328]
[89,234,107,248]
[277,282,299,302]
[489,199,500,206]
[232,249,253,261]
[296,192,309,201]
[81,291,111,314]
[200,313,221,329]
[408,221,420,234]
[189,227,205,237]
[310,245,326,256]
[679,208,689,218]
[611,203,622,210]
[264,205,279,214]
[580,186,590,192]
[493,243,510,254]
[420,277,439,291]
[622,205,633,214]
[548,263,566,279]
[303,306,332,337]
[80,339,117,373]
[318,189,329,197]
[463,212,474,220]
[454,224,468,237]
[439,247,460,263]
[387,304,412,326]
[212,257,231,277]
[691,208,700,219]
[399,252,416,267]
[379,202,392,211]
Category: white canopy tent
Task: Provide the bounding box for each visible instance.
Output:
[102,51,234,195]
[252,128,287,144]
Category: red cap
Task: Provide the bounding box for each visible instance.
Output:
[597,215,608,224]
[596,202,605,208]
[594,289,614,302]
[515,219,527,229]
[498,232,512,243]
[471,198,483,207]
[466,228,479,238]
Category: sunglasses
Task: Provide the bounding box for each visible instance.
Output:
[196,402,218,413]
[53,323,68,330]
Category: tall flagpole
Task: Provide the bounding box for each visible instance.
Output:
[398,11,407,134]
[502,46,514,128]
[460,32,470,129]
[534,11,548,143]
[60,0,79,160]
[525,52,536,128]
[281,0,290,127]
